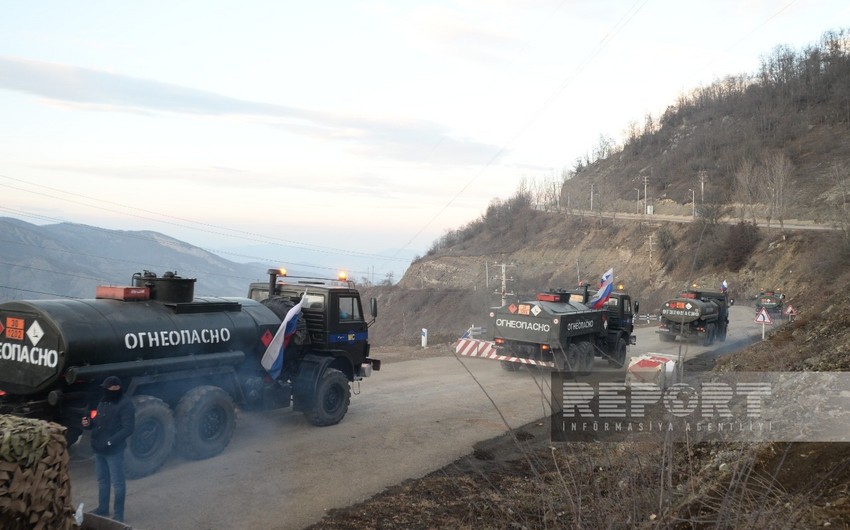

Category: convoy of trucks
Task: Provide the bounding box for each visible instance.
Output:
[0,269,379,478]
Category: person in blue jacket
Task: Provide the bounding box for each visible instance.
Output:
[81,375,135,523]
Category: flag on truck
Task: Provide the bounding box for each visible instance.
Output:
[588,268,614,309]
[261,293,306,379]
[721,279,728,293]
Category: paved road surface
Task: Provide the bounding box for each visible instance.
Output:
[68,304,772,529]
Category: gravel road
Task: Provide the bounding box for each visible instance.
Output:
[68,304,767,529]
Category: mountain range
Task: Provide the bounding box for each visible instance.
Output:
[0,217,277,301]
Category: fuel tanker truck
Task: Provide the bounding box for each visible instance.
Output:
[754,289,785,316]
[480,286,637,373]
[657,289,732,346]
[0,269,379,478]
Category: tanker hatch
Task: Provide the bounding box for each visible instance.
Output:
[132,270,196,303]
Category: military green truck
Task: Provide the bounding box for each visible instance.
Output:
[657,289,732,346]
[754,289,784,316]
[0,268,379,479]
[483,286,637,373]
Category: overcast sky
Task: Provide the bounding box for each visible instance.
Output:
[1,1,847,280]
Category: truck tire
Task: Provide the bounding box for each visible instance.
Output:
[608,338,628,368]
[125,395,176,479]
[578,341,595,375]
[718,325,727,342]
[304,368,350,426]
[702,324,715,347]
[262,296,310,347]
[558,344,582,373]
[500,360,522,372]
[175,386,236,460]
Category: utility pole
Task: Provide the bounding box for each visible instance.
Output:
[643,176,649,215]
[493,262,515,306]
[590,184,595,211]
[688,189,695,217]
[699,170,706,203]
[634,188,640,214]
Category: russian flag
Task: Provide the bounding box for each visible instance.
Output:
[261,295,305,379]
[587,268,614,309]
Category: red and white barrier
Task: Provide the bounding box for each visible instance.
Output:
[454,338,556,368]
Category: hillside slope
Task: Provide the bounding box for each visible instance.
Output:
[365,208,848,348]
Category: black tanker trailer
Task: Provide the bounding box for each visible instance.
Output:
[486,287,637,373]
[656,289,732,345]
[0,270,379,478]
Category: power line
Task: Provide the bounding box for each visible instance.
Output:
[0,174,408,263]
[0,284,81,299]
[396,0,650,255]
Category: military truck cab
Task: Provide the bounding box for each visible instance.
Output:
[566,287,638,345]
[247,269,380,381]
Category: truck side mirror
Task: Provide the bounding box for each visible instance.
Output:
[729,298,735,306]
[634,301,640,314]
[370,298,378,318]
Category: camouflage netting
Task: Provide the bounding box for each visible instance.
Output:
[0,415,78,530]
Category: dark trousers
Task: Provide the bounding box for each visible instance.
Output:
[95,451,126,521]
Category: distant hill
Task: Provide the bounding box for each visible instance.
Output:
[0,217,272,301]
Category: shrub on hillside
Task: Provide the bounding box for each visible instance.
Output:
[725,221,761,271]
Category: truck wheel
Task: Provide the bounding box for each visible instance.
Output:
[578,341,595,375]
[608,338,628,368]
[125,395,176,479]
[175,386,236,460]
[557,344,582,372]
[262,296,310,347]
[500,360,522,372]
[304,368,350,426]
[702,324,715,347]
[718,326,727,342]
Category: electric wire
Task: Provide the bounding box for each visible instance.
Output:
[393,0,651,257]
[0,174,407,263]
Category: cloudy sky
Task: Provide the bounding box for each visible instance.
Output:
[1,1,846,280]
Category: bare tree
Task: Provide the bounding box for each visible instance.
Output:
[830,161,850,241]
[831,161,848,214]
[734,158,761,223]
[762,150,793,232]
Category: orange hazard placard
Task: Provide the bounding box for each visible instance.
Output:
[5,317,24,340]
